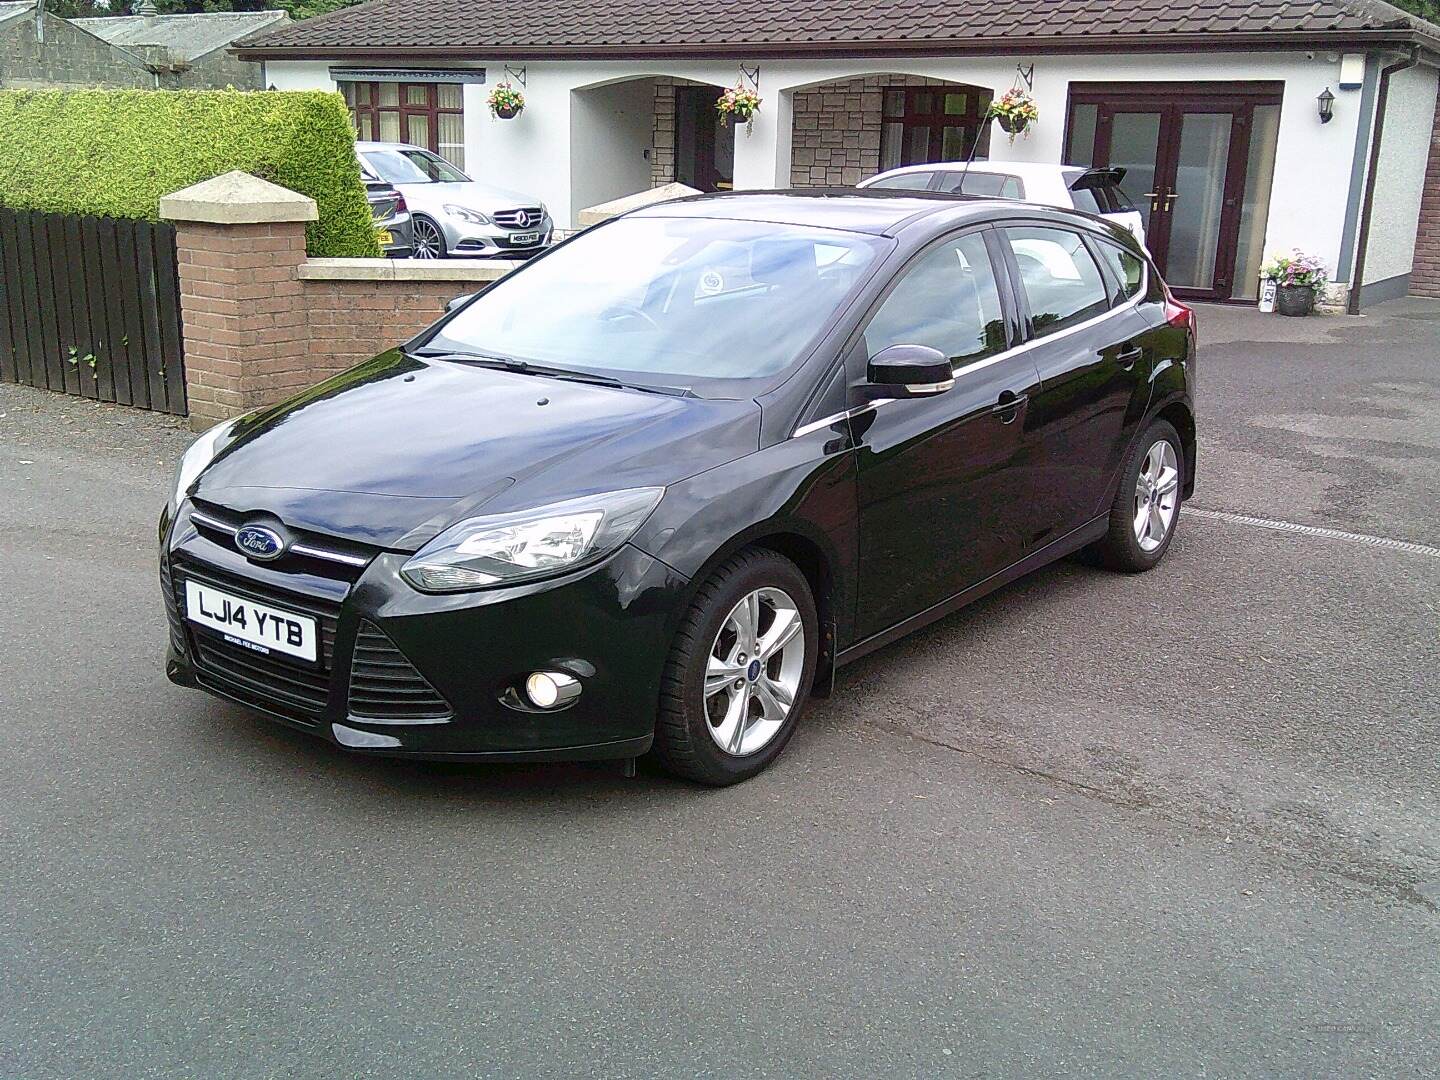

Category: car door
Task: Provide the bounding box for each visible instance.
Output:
[851,228,1043,639]
[997,224,1153,540]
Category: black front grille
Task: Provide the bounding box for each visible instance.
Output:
[170,556,342,727]
[160,562,187,656]
[492,207,543,230]
[348,621,451,723]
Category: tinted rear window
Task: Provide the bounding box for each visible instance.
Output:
[935,171,1024,199]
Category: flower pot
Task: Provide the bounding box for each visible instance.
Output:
[495,104,522,120]
[996,113,1028,136]
[1275,284,1315,317]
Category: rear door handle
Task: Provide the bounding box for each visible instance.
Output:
[991,391,1028,424]
[1115,346,1143,370]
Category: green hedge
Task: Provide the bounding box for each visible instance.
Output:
[0,88,379,258]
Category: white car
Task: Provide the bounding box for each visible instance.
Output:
[858,161,1146,247]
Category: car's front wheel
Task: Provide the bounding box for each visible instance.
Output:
[652,549,817,785]
[1089,418,1184,572]
[411,217,447,259]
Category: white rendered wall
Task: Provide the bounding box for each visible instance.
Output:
[569,78,656,216]
[1360,63,1439,286]
[265,50,1377,275]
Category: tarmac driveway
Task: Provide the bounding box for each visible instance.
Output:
[0,298,1437,1078]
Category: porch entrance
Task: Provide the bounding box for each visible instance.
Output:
[674,85,733,192]
[1066,83,1283,302]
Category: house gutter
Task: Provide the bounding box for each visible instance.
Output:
[1346,45,1420,315]
[232,27,1430,63]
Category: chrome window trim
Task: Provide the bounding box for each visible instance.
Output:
[790,260,1147,440]
[188,508,371,568]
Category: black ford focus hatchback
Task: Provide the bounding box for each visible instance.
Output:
[161,190,1196,785]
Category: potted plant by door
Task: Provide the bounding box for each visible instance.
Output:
[1261,251,1328,316]
[987,89,1039,142]
[487,82,524,120]
[716,84,762,136]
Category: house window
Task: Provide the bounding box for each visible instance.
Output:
[342,81,466,171]
[879,87,988,172]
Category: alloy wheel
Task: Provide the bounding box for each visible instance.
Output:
[1134,439,1180,552]
[703,587,805,757]
[412,219,444,259]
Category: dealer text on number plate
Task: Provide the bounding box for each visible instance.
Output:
[184,580,318,662]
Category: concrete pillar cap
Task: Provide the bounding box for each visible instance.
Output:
[160,171,318,225]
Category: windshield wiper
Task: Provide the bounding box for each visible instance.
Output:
[412,350,693,397]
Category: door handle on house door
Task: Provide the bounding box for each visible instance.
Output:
[1144,191,1163,214]
[1115,345,1143,370]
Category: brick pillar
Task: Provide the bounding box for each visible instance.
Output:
[1412,86,1440,299]
[159,171,317,430]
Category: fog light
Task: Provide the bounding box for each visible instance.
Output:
[524,671,580,710]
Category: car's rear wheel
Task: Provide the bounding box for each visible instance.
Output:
[412,217,446,259]
[652,549,817,785]
[1089,419,1184,572]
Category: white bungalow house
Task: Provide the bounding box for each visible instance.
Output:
[235,0,1440,308]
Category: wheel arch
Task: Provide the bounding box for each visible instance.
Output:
[1154,397,1197,499]
[669,524,843,700]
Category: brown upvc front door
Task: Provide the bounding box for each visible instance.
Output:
[1067,83,1284,302]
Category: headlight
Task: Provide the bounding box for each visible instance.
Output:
[171,419,235,506]
[444,204,492,226]
[401,488,664,593]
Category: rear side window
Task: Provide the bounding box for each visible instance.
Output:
[1003,226,1111,337]
[864,232,1007,369]
[867,172,935,191]
[935,172,1024,199]
[1092,240,1146,304]
[1069,186,1103,215]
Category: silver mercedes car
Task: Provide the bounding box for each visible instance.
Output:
[356,141,553,260]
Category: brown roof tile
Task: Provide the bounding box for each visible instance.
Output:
[235,0,1436,55]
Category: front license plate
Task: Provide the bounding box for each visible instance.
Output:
[377,229,394,246]
[510,231,540,246]
[184,580,318,663]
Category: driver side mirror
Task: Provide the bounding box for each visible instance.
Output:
[859,344,954,401]
[446,293,475,314]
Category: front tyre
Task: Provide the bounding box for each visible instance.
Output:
[411,217,447,260]
[653,550,818,785]
[1090,419,1184,572]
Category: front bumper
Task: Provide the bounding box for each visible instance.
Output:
[161,503,686,761]
[439,217,553,259]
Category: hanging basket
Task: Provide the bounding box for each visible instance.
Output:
[996,113,1029,136]
[495,103,522,120]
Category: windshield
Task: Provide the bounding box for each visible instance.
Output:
[363,148,469,185]
[423,216,886,388]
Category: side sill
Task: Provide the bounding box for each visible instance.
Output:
[835,515,1109,668]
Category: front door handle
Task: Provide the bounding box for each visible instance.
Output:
[1115,345,1144,370]
[991,391,1028,424]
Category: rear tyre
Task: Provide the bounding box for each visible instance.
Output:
[1089,419,1184,573]
[652,549,818,786]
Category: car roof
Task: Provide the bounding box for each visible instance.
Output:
[628,188,1021,236]
[872,161,1084,182]
[356,140,432,153]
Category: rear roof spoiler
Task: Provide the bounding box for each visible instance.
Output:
[1069,167,1127,190]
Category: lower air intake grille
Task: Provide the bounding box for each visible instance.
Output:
[348,621,452,722]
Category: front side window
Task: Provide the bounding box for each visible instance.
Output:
[867,172,935,191]
[424,217,885,391]
[362,148,469,185]
[1092,240,1146,304]
[1003,226,1111,337]
[863,232,1007,368]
